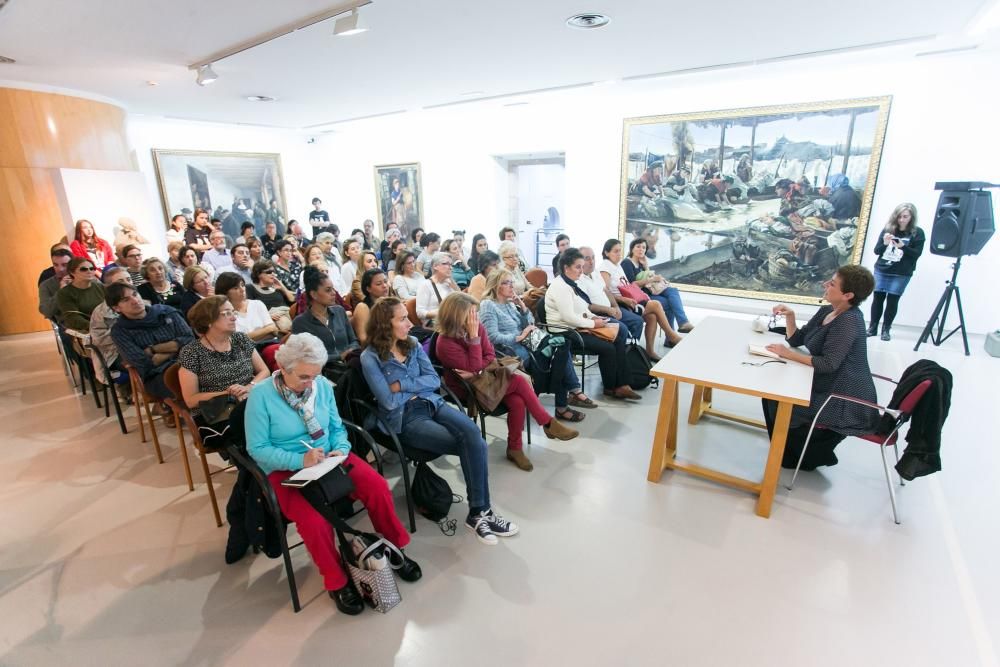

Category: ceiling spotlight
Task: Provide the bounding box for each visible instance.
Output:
[334,8,368,36]
[0,55,15,64]
[566,13,611,29]
[195,64,218,86]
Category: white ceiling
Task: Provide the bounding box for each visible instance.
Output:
[0,0,992,128]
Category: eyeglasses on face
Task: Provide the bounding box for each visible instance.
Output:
[260,269,276,275]
[219,310,237,318]
[126,253,142,259]
[78,266,96,272]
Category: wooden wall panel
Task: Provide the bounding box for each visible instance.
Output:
[0,88,136,335]
[0,88,134,171]
[0,168,68,335]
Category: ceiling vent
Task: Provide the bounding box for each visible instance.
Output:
[0,55,15,64]
[566,13,611,29]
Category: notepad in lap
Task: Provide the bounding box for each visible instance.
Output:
[748,343,782,359]
[288,455,348,483]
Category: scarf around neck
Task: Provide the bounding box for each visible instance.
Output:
[561,275,591,305]
[272,371,325,441]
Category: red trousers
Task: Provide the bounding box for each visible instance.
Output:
[268,452,410,591]
[503,373,552,450]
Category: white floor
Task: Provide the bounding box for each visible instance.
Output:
[1,314,998,667]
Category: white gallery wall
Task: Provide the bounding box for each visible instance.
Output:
[120,44,999,333]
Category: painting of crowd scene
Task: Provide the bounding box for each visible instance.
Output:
[152,150,288,238]
[619,97,892,303]
[374,163,423,240]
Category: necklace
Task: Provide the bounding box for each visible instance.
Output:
[312,306,329,326]
[203,334,231,354]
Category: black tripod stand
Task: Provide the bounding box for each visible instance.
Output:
[914,257,970,356]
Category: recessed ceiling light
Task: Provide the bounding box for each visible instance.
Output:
[566,13,611,29]
[0,55,15,64]
[334,8,368,36]
[246,95,276,102]
[146,80,159,87]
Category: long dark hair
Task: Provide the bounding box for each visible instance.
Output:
[469,233,487,272]
[476,250,500,277]
[361,267,388,306]
[302,265,329,305]
[367,296,415,361]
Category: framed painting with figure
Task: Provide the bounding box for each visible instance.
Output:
[618,96,892,304]
[152,150,287,239]
[374,162,423,241]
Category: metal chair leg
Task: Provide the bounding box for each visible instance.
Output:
[526,413,531,445]
[279,527,302,612]
[786,416,820,491]
[880,444,901,524]
[109,382,128,434]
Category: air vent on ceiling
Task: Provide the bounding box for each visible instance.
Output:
[0,55,15,64]
[246,95,276,102]
[566,13,610,29]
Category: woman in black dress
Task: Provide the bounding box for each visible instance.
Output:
[764,265,879,470]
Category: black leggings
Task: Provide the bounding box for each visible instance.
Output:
[578,328,629,390]
[869,291,901,329]
[762,399,845,469]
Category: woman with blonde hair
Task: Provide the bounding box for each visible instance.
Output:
[351,250,379,306]
[435,292,578,471]
[360,297,519,545]
[868,203,924,341]
[480,268,594,420]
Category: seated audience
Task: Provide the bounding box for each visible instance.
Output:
[339,238,362,292]
[118,244,147,287]
[598,238,681,355]
[108,281,194,400]
[260,221,280,259]
[479,268,593,417]
[176,245,200,282]
[414,232,441,277]
[201,230,233,275]
[415,252,457,327]
[409,226,424,251]
[469,233,489,274]
[178,295,269,430]
[179,266,213,319]
[436,293,578,472]
[551,233,571,275]
[499,227,528,271]
[165,241,186,283]
[391,250,425,299]
[38,241,72,286]
[547,248,640,400]
[246,237,264,262]
[247,333,421,614]
[498,241,528,293]
[247,259,295,330]
[351,251,379,306]
[138,258,185,309]
[467,250,500,302]
[38,248,74,323]
[165,214,187,246]
[292,266,359,367]
[384,239,406,276]
[89,267,132,387]
[621,237,693,333]
[763,265,880,470]
[215,272,279,343]
[226,243,254,283]
[444,238,474,289]
[272,240,302,293]
[56,257,105,331]
[361,297,518,545]
[314,232,340,269]
[349,267,392,347]
[70,219,115,276]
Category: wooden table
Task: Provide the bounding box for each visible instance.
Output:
[646,315,814,517]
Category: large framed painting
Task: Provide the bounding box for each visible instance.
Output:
[151,150,288,238]
[619,96,892,304]
[374,162,423,241]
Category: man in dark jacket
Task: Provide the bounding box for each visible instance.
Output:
[107,282,194,399]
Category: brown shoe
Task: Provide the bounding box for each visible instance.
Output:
[678,322,695,333]
[543,418,579,441]
[506,448,533,471]
[610,386,642,401]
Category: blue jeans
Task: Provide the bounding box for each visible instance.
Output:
[651,287,688,329]
[616,308,645,340]
[399,399,490,514]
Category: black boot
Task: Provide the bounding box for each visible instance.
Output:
[881,325,891,341]
[330,583,364,615]
[866,323,878,337]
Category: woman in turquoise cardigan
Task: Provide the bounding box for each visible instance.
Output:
[245,332,421,616]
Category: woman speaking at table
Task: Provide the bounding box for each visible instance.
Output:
[763,265,880,470]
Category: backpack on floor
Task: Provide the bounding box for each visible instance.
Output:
[411,462,461,535]
[625,343,657,390]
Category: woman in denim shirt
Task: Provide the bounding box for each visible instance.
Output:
[478,268,595,419]
[360,296,520,546]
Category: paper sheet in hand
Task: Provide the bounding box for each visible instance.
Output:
[288,455,347,483]
[748,342,782,359]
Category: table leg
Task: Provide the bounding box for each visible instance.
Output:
[647,378,679,482]
[688,385,706,424]
[756,400,792,518]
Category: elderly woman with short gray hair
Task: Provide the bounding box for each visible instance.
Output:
[414,251,458,327]
[244,333,422,616]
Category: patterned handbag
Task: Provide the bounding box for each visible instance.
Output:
[332,518,403,613]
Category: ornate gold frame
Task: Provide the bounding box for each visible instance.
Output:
[151,149,288,228]
[618,96,893,304]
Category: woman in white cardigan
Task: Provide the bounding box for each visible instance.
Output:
[415,252,457,326]
[545,248,639,400]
